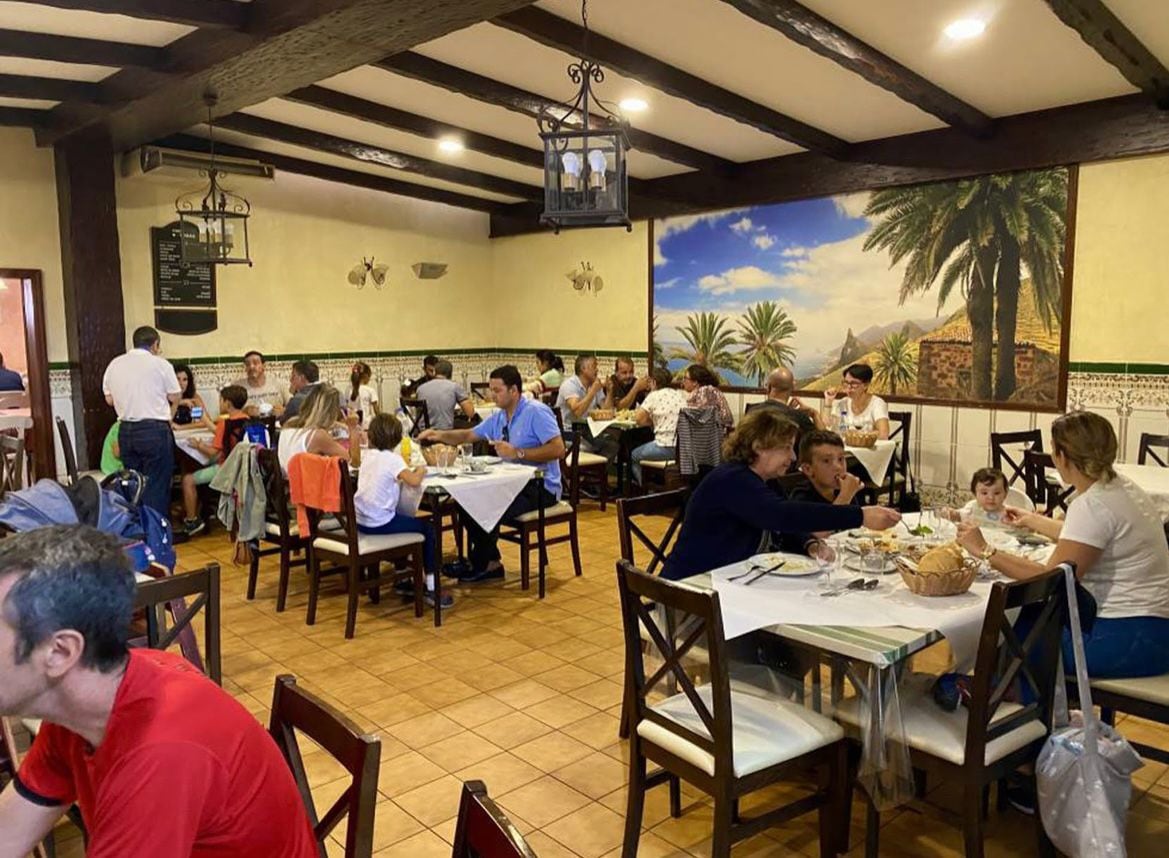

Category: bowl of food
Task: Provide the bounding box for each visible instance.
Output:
[592,409,615,420]
[895,543,977,596]
[844,428,879,449]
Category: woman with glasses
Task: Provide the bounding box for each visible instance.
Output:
[822,362,890,440]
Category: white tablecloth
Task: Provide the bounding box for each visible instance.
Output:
[847,439,897,483]
[0,407,31,432]
[174,429,215,466]
[425,462,534,531]
[1116,463,1169,521]
[586,418,635,437]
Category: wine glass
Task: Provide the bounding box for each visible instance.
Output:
[812,541,842,593]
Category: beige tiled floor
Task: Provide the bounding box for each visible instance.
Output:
[50,505,1169,856]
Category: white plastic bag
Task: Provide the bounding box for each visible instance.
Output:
[397,482,423,517]
[1037,564,1143,857]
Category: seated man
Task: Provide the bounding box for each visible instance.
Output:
[606,357,650,411]
[752,367,823,435]
[402,354,439,398]
[416,359,474,430]
[788,429,864,509]
[234,350,288,416]
[556,354,605,428]
[419,365,564,583]
[179,384,250,536]
[0,353,24,392]
[0,525,318,858]
[281,359,321,421]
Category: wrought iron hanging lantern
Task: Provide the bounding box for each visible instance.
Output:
[537,0,631,233]
[175,93,253,266]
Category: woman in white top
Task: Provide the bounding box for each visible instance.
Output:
[630,368,688,484]
[823,363,890,440]
[957,411,1169,678]
[277,384,359,473]
[347,361,380,428]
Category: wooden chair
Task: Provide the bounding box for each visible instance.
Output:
[862,410,912,506]
[1076,674,1169,764]
[56,416,79,484]
[616,489,687,577]
[269,675,380,858]
[248,447,309,611]
[990,429,1042,489]
[304,459,432,637]
[616,559,849,858]
[132,564,222,685]
[497,452,583,600]
[555,411,609,510]
[1138,433,1169,467]
[835,567,1066,858]
[400,397,430,439]
[0,432,24,493]
[420,490,464,565]
[470,381,492,402]
[1,717,54,857]
[451,780,538,858]
[1023,449,1073,515]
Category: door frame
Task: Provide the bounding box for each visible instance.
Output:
[0,269,55,481]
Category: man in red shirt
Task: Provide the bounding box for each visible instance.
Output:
[0,525,318,858]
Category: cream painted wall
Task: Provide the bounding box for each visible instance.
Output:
[1070,154,1169,364]
[0,128,67,362]
[116,169,495,359]
[490,221,650,354]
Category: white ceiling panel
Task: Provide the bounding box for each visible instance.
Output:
[240,97,545,187]
[0,1,193,44]
[1106,0,1169,72]
[416,21,803,162]
[0,56,114,80]
[0,95,54,108]
[190,126,524,205]
[318,66,690,179]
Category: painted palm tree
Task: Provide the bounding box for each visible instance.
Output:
[668,312,741,377]
[651,315,666,369]
[737,301,798,387]
[873,331,917,396]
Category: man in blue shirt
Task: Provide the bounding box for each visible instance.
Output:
[0,354,24,392]
[419,365,565,583]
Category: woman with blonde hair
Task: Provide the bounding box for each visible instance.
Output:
[661,408,900,581]
[277,384,360,472]
[958,411,1169,678]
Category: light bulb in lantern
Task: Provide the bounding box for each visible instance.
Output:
[561,151,582,192]
[587,149,608,191]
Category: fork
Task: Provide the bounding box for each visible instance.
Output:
[728,561,785,584]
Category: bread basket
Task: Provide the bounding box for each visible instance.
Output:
[844,428,879,449]
[591,409,615,420]
[421,443,455,467]
[894,556,978,597]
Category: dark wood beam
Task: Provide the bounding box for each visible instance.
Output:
[718,0,994,138]
[28,0,249,29]
[36,0,541,150]
[0,74,102,103]
[493,6,847,156]
[0,29,165,68]
[0,107,49,127]
[490,92,1169,236]
[216,112,540,201]
[377,52,737,175]
[157,133,504,213]
[1044,0,1169,103]
[285,85,544,168]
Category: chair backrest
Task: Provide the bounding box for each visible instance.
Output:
[675,407,721,478]
[221,417,251,460]
[269,675,381,858]
[616,490,687,576]
[990,429,1043,488]
[963,566,1066,771]
[1023,449,1073,514]
[0,433,24,493]
[470,381,492,402]
[451,780,538,858]
[1139,433,1169,468]
[304,458,360,550]
[0,391,28,409]
[887,410,913,486]
[553,409,584,507]
[400,397,430,439]
[616,559,733,774]
[257,447,296,535]
[55,417,79,484]
[539,388,557,408]
[132,563,222,684]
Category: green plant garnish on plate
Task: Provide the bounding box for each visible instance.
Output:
[908,524,933,537]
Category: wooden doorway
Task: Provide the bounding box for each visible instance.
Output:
[0,270,55,481]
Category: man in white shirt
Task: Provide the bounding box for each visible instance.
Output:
[102,326,181,517]
[234,350,288,416]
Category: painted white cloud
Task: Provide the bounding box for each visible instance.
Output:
[752,234,776,250]
[832,192,872,221]
[781,246,809,258]
[657,276,681,290]
[730,217,754,234]
[697,265,784,296]
[653,208,747,267]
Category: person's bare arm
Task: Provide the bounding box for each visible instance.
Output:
[397,465,427,488]
[615,377,650,411]
[874,417,890,440]
[957,522,1099,582]
[0,784,66,858]
[459,399,475,420]
[1003,506,1064,540]
[492,435,565,464]
[418,428,477,445]
[567,383,602,419]
[634,407,653,428]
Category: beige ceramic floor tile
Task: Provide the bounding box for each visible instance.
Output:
[543,801,628,858]
[441,693,515,729]
[393,774,465,827]
[512,732,594,773]
[472,710,554,750]
[372,829,452,858]
[417,730,503,772]
[496,776,592,828]
[526,695,599,729]
[552,751,629,799]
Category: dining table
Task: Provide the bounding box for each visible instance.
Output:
[1115,462,1169,521]
[845,439,897,484]
[0,407,31,433]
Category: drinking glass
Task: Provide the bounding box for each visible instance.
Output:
[460,443,475,471]
[861,547,886,576]
[812,541,842,592]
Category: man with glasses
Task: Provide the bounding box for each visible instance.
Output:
[419,365,565,583]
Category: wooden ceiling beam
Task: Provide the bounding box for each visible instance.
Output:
[216,112,541,201]
[492,6,847,156]
[490,92,1169,236]
[0,28,165,68]
[0,107,48,127]
[718,0,995,138]
[27,0,249,29]
[0,74,103,103]
[377,51,738,175]
[35,0,541,150]
[156,133,505,213]
[1043,0,1169,103]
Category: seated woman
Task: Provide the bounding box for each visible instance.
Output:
[956,411,1169,679]
[171,363,216,430]
[630,367,687,484]
[823,363,890,440]
[277,384,360,473]
[681,363,734,433]
[526,349,565,398]
[661,408,900,581]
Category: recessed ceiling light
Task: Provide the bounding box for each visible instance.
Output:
[437,138,463,154]
[943,18,986,40]
[619,97,648,113]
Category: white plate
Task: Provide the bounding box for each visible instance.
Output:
[842,555,898,574]
[477,456,502,465]
[747,554,822,577]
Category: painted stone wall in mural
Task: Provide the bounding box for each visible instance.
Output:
[651,168,1071,408]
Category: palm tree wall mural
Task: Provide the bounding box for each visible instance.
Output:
[873,331,917,396]
[666,311,741,379]
[737,301,797,386]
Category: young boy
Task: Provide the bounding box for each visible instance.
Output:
[789,430,864,506]
[944,467,1010,526]
[181,385,250,535]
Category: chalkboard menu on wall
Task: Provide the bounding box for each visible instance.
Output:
[151,221,218,335]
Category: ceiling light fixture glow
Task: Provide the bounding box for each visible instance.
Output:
[943,18,986,40]
[437,138,464,153]
[618,97,648,113]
